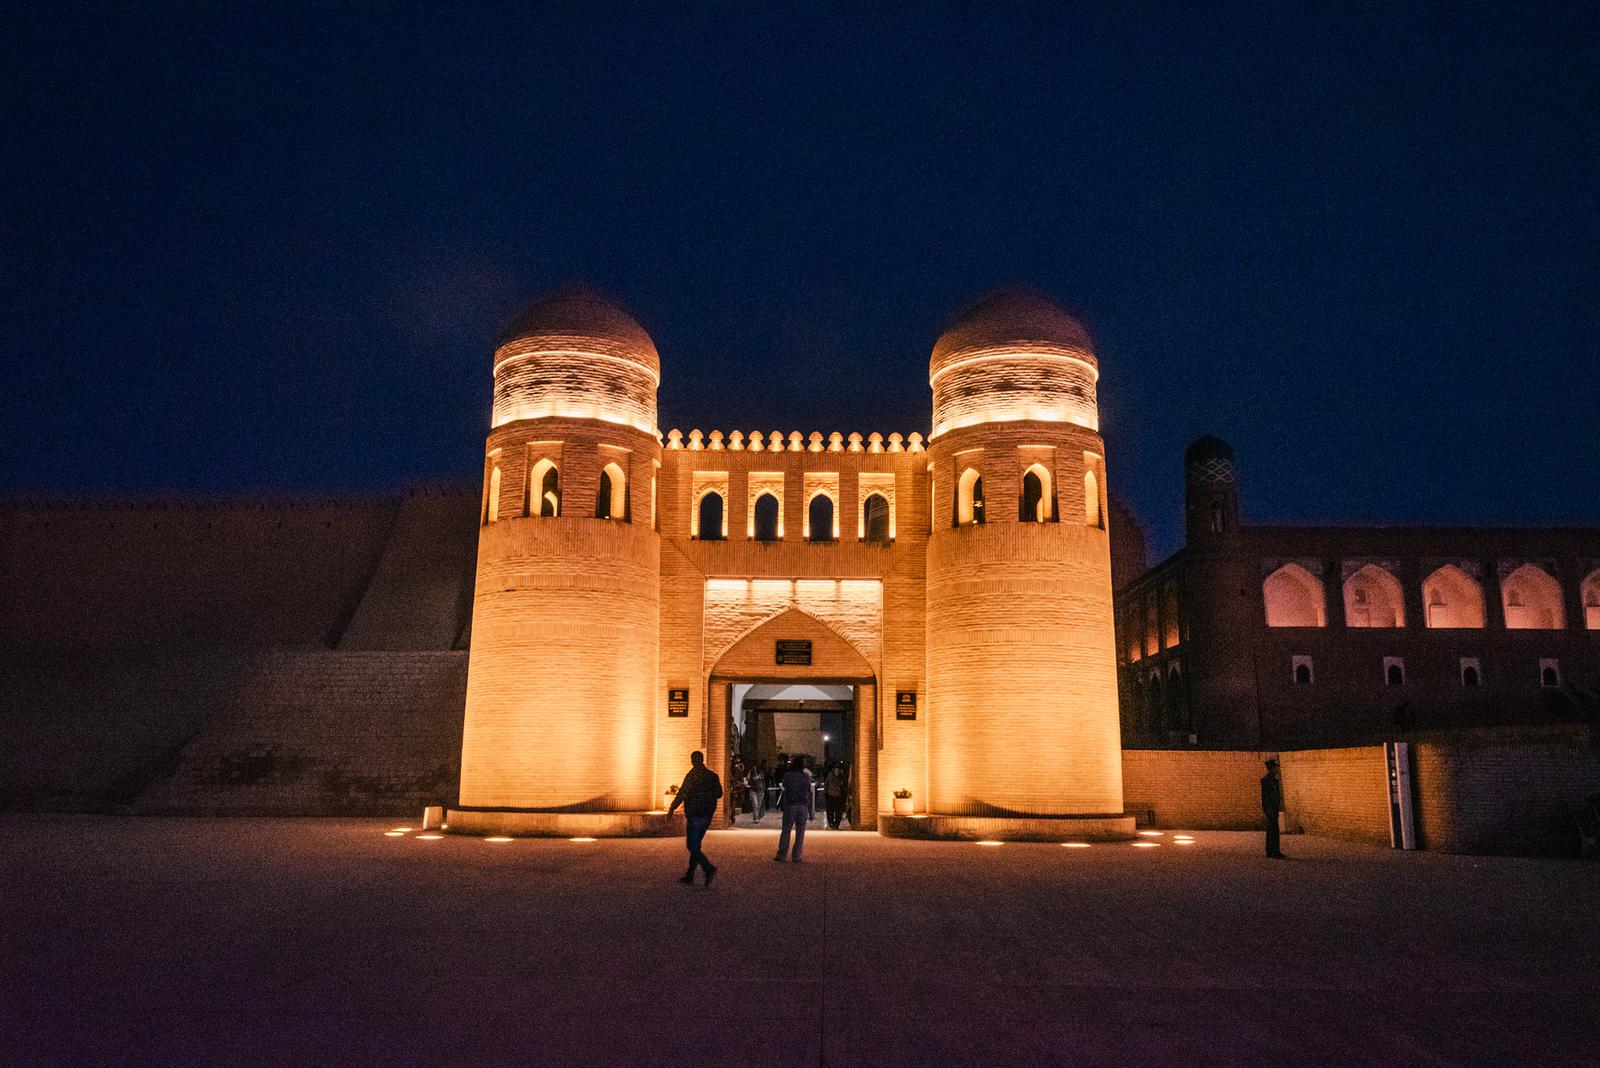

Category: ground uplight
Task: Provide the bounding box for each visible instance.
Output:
[383,831,406,837]
[569,836,597,843]
[1132,841,1160,848]
[484,836,514,843]
[975,840,1005,847]
[415,834,443,840]
[1062,842,1091,848]
[390,827,413,832]
[1138,830,1164,837]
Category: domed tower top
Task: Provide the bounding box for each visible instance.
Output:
[929,289,1100,438]
[1184,434,1240,544]
[491,287,660,434]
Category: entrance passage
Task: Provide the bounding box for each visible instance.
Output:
[724,682,867,832]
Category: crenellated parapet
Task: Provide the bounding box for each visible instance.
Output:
[665,429,925,454]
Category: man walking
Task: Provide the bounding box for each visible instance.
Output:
[775,755,814,863]
[668,750,723,885]
[1261,757,1286,859]
[824,761,849,829]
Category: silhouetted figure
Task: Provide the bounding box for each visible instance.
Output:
[1261,757,1285,859]
[747,765,766,824]
[824,762,849,829]
[668,750,723,885]
[775,755,814,862]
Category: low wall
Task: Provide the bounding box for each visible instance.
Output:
[1278,746,1391,846]
[1413,726,1600,856]
[1121,749,1268,829]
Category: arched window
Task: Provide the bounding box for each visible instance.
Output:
[1209,502,1224,534]
[862,493,891,543]
[485,465,501,524]
[1165,666,1185,732]
[1344,564,1405,628]
[596,462,628,521]
[1422,564,1483,628]
[957,468,984,526]
[1085,469,1102,528]
[1021,463,1053,522]
[696,491,725,541]
[530,459,559,518]
[752,492,780,542]
[1387,663,1405,687]
[1540,660,1561,687]
[1461,663,1480,688]
[1501,564,1565,630]
[807,493,835,542]
[1294,661,1313,685]
[1263,563,1326,627]
[1581,569,1600,631]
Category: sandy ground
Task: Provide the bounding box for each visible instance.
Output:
[3,815,1597,1067]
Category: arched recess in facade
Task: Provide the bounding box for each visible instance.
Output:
[704,606,878,831]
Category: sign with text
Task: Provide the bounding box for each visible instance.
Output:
[667,688,689,717]
[775,639,813,666]
[895,691,917,720]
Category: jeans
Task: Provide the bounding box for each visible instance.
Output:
[685,816,713,874]
[778,803,809,860]
[749,789,765,822]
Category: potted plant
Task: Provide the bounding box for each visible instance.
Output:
[892,788,913,816]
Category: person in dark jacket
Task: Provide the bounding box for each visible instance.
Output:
[1261,758,1285,859]
[775,754,814,862]
[824,762,850,829]
[668,750,723,884]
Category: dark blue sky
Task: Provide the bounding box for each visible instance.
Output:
[4,4,1596,556]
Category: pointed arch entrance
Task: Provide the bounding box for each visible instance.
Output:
[707,607,878,831]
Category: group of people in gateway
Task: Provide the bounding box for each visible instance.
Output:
[732,753,854,830]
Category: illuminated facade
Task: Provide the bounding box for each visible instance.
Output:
[1116,436,1600,749]
[452,288,1133,837]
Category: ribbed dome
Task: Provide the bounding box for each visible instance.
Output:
[1184,435,1235,465]
[496,287,660,379]
[930,289,1095,380]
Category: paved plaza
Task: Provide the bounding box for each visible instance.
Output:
[4,816,1597,1067]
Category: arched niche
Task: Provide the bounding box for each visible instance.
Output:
[1583,569,1600,631]
[1021,463,1053,522]
[752,492,781,542]
[1344,564,1405,628]
[957,467,984,526]
[1422,564,1484,629]
[1501,564,1565,630]
[530,458,560,518]
[596,462,628,521]
[695,489,725,540]
[806,491,837,542]
[862,493,891,543]
[1263,563,1326,628]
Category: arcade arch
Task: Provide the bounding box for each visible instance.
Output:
[1501,564,1565,630]
[1343,564,1405,628]
[1422,565,1484,628]
[1263,563,1326,628]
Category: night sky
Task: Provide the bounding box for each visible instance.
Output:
[5,5,1596,556]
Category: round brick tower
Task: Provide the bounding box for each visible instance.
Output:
[919,290,1130,837]
[454,289,665,833]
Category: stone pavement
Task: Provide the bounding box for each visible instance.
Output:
[4,816,1597,1067]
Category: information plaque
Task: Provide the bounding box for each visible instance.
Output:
[667,688,689,717]
[895,690,917,720]
[775,640,813,666]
